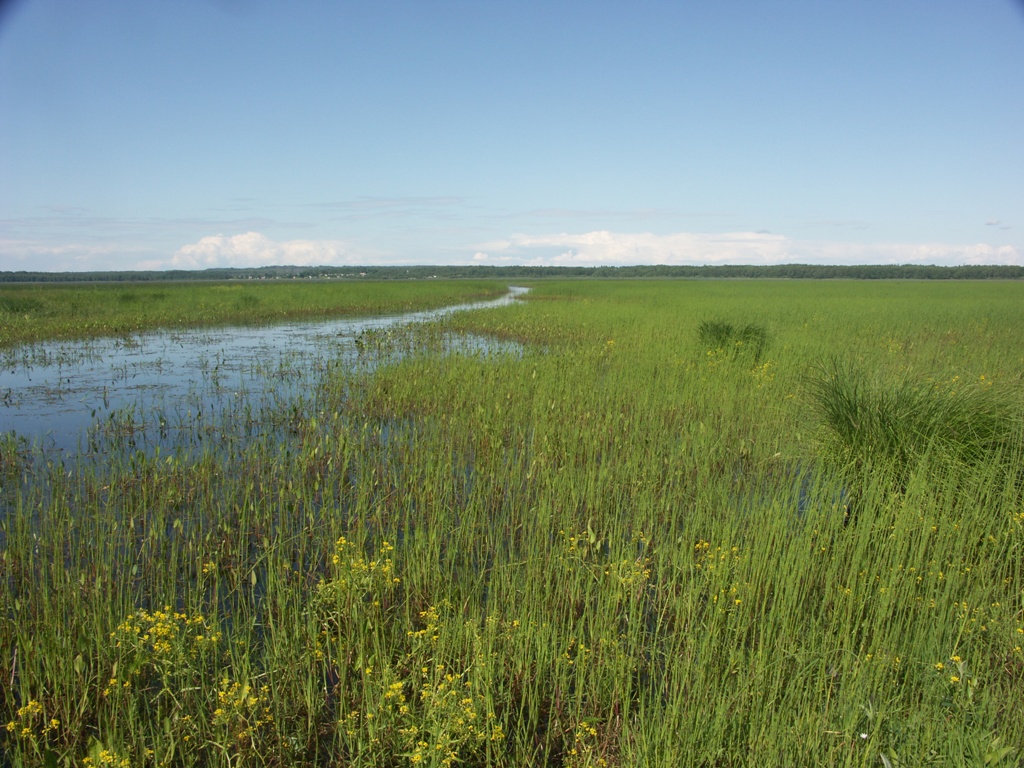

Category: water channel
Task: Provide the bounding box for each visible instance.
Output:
[0,286,528,457]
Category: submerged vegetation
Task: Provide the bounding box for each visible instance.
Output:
[2,279,1023,766]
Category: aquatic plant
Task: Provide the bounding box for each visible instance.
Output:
[3,278,1024,765]
[0,280,507,347]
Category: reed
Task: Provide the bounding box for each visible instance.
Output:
[809,358,1023,487]
[0,280,506,347]
[2,279,1023,766]
[697,319,770,363]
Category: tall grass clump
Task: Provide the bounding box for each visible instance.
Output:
[808,359,1023,488]
[697,319,770,363]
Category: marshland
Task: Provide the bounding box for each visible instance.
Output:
[2,278,1023,767]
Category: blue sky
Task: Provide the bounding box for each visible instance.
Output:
[1,0,1022,271]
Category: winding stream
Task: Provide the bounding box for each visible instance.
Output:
[0,286,527,455]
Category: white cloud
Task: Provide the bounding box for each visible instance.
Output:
[0,238,144,271]
[3,229,1021,272]
[471,230,1023,267]
[797,239,1022,266]
[170,232,359,269]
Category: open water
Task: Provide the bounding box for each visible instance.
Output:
[0,287,527,456]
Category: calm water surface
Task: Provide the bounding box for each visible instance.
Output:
[1,287,527,455]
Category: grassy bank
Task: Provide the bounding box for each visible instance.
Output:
[2,279,1023,766]
[0,280,507,348]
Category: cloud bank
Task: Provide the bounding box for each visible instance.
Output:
[169,232,358,269]
[470,231,1022,267]
[3,230,1020,271]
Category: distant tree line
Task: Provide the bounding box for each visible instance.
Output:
[2,263,1023,283]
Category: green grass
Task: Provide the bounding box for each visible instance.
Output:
[2,279,1024,766]
[697,319,771,363]
[809,359,1022,483]
[0,280,507,347]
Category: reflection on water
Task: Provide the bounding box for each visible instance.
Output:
[0,287,527,456]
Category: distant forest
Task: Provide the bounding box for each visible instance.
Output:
[2,263,1023,283]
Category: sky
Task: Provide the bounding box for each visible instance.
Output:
[1,0,1023,271]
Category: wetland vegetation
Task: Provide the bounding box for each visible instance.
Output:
[2,279,1023,766]
[0,281,507,347]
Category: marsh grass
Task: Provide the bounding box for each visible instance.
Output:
[809,359,1023,486]
[697,319,770,363]
[3,279,1024,766]
[0,280,506,347]
[0,433,26,475]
